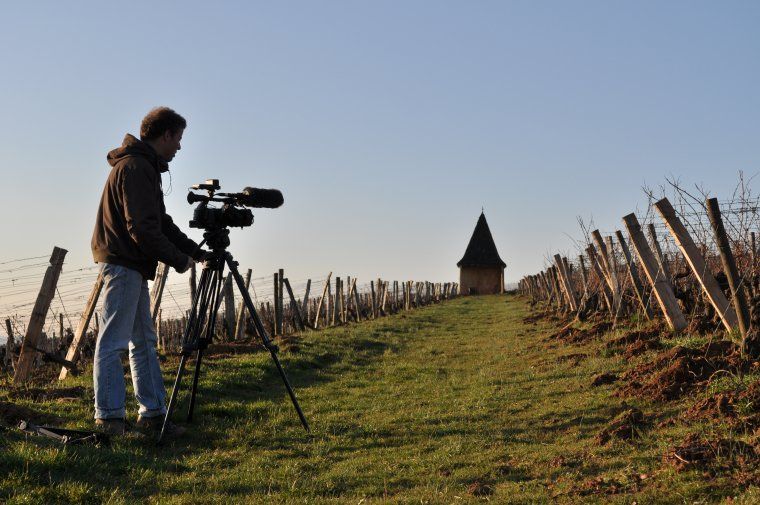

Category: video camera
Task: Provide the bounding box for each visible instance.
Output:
[187,179,283,230]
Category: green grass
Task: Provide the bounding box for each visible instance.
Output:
[1,295,758,503]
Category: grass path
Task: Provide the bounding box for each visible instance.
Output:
[2,295,757,503]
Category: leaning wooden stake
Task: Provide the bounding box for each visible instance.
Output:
[623,213,687,332]
[648,223,672,281]
[278,268,285,335]
[14,247,68,383]
[223,274,236,339]
[351,278,361,321]
[655,197,737,332]
[59,270,105,380]
[283,278,306,331]
[592,230,620,312]
[233,269,252,340]
[150,262,169,324]
[586,245,614,314]
[5,318,14,369]
[615,230,653,320]
[706,198,750,339]
[553,254,577,311]
[313,272,332,329]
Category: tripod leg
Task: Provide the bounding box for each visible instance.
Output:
[158,353,189,444]
[225,254,310,432]
[157,261,221,444]
[186,349,204,421]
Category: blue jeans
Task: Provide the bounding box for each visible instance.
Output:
[93,263,166,420]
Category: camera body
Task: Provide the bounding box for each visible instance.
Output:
[187,179,282,230]
[190,203,253,229]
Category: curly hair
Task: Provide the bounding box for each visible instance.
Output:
[140,107,187,141]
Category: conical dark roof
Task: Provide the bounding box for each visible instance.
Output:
[457,212,506,268]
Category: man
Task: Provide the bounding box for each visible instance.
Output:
[91,107,206,436]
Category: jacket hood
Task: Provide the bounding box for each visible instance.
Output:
[107,134,169,173]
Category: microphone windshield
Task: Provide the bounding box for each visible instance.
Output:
[240,187,284,208]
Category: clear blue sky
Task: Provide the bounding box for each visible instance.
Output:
[1,1,759,287]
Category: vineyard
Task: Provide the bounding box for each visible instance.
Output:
[0,252,458,384]
[515,175,760,496]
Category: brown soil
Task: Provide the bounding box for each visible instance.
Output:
[0,401,61,426]
[595,406,646,445]
[276,335,302,353]
[617,341,747,401]
[683,380,760,429]
[575,473,648,496]
[466,481,494,497]
[547,321,613,345]
[7,386,89,402]
[687,315,720,335]
[606,327,663,359]
[591,372,618,387]
[663,433,757,473]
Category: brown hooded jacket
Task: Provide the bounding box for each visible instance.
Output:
[91,134,202,280]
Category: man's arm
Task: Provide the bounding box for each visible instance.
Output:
[162,213,206,261]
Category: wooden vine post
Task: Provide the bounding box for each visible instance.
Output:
[283,277,306,331]
[150,262,169,323]
[622,213,687,332]
[313,272,332,329]
[59,270,105,380]
[553,254,577,311]
[654,197,738,332]
[706,198,750,340]
[615,230,653,319]
[592,230,620,312]
[648,223,672,281]
[233,268,252,340]
[223,274,236,339]
[14,246,68,383]
[278,268,285,335]
[5,318,14,369]
[585,245,613,314]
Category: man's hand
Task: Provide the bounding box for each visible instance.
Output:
[175,256,194,274]
[195,249,212,263]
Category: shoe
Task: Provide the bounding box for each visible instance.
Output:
[136,415,187,438]
[95,418,126,436]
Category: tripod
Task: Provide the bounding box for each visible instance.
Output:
[158,227,310,443]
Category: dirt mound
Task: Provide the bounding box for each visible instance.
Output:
[575,474,647,496]
[591,372,618,387]
[606,327,663,358]
[683,393,735,422]
[618,341,747,401]
[683,380,760,429]
[663,433,757,473]
[595,407,646,445]
[0,401,61,426]
[466,481,494,497]
[8,386,89,402]
[547,321,613,345]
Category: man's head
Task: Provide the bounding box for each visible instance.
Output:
[140,107,186,162]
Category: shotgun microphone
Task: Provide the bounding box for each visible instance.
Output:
[236,187,284,208]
